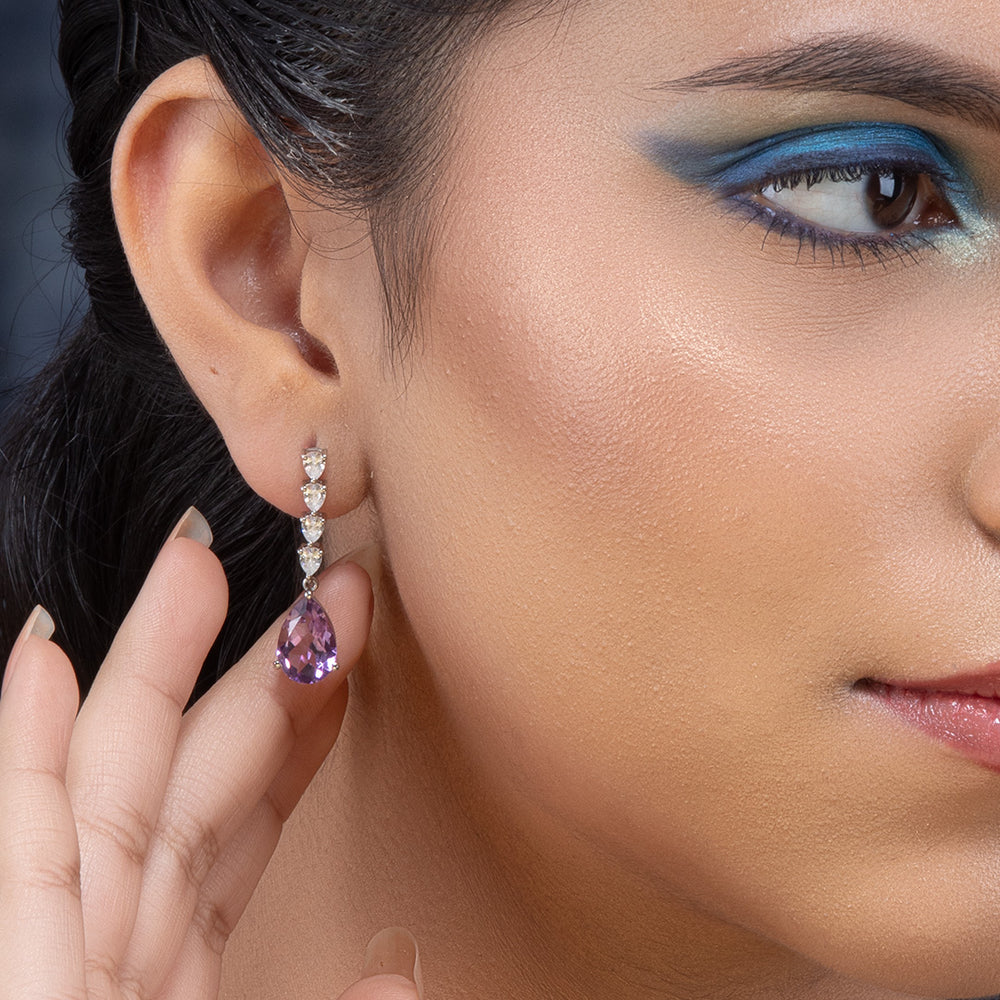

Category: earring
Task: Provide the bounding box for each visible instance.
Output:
[274,447,339,683]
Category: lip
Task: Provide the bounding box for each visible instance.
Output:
[858,666,1000,772]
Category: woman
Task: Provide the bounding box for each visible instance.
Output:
[3,0,1000,997]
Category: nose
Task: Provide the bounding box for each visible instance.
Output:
[966,431,1000,541]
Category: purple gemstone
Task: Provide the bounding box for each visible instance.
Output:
[274,596,338,683]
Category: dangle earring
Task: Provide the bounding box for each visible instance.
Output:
[274,447,339,683]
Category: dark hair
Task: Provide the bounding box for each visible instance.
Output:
[0,0,543,698]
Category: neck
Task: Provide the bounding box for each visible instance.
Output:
[221,626,926,1000]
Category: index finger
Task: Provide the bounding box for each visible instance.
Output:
[0,618,84,1000]
[65,515,228,985]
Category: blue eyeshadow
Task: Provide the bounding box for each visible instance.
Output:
[639,122,971,204]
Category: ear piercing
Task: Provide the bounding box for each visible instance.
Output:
[273,448,338,682]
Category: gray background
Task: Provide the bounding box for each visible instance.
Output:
[1,1,79,397]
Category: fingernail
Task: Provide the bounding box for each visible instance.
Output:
[166,506,213,547]
[361,927,422,995]
[28,606,55,641]
[2,605,55,696]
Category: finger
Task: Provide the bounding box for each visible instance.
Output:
[65,513,226,991]
[0,614,84,1000]
[337,928,424,1000]
[157,683,349,1000]
[121,558,372,995]
[337,977,424,1000]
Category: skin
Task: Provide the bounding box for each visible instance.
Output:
[4,0,1000,998]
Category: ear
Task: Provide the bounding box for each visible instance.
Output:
[110,56,369,517]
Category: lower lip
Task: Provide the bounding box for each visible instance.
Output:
[861,682,1000,772]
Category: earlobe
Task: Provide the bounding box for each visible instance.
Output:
[110,56,368,518]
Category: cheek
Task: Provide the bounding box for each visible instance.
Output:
[372,293,1000,993]
[371,207,845,866]
[366,151,1000,989]
[361,26,1000,987]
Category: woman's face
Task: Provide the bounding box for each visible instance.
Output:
[313,0,1000,992]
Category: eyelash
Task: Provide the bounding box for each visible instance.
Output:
[725,162,957,269]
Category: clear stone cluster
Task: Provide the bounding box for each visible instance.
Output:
[298,447,327,596]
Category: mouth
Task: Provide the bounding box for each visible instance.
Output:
[856,668,1000,773]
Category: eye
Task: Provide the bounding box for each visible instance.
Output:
[752,166,958,237]
[639,121,976,268]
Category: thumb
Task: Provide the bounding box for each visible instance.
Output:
[337,927,424,1000]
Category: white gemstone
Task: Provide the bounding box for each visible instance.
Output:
[298,544,323,578]
[302,448,327,482]
[302,482,327,513]
[300,513,325,544]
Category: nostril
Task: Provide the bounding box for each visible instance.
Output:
[964,432,1000,542]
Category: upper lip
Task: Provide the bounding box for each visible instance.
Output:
[861,666,1000,699]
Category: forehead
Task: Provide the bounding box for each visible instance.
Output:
[482,0,1000,77]
[450,0,1000,195]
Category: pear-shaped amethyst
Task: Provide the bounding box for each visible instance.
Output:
[275,596,338,683]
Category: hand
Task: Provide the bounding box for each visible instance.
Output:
[0,508,419,999]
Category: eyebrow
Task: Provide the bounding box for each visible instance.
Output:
[654,35,1000,134]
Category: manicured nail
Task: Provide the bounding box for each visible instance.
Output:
[166,506,213,547]
[28,606,54,642]
[361,927,422,995]
[2,605,55,696]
